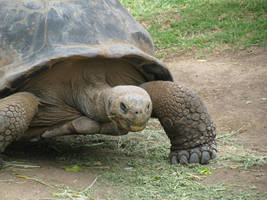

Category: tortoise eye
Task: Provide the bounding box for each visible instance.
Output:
[120,102,128,114]
[146,104,151,113]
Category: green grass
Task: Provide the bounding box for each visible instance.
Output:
[120,0,267,56]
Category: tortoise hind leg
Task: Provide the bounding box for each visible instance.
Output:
[0,92,39,167]
[141,81,217,165]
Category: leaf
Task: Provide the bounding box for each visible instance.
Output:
[52,193,64,198]
[124,167,134,170]
[16,175,29,179]
[94,161,102,166]
[197,167,212,175]
[249,185,257,190]
[64,165,83,172]
[261,98,267,102]
[245,100,252,104]
[230,166,239,169]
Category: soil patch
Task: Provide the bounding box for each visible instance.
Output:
[167,47,267,193]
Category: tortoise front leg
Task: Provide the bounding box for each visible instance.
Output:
[0,92,39,167]
[141,81,217,164]
[40,116,128,138]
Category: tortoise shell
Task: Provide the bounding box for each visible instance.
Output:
[0,0,172,97]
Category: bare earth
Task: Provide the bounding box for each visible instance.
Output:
[0,48,266,199]
[168,47,267,193]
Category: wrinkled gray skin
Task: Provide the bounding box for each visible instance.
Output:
[0,0,217,168]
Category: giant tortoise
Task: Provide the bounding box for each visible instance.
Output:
[0,0,216,167]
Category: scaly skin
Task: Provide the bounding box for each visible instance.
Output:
[0,92,39,167]
[142,81,217,164]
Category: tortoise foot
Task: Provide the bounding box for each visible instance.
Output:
[142,81,217,165]
[170,142,217,165]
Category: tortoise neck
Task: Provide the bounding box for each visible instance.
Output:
[72,82,112,122]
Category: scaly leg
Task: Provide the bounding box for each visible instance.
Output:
[0,92,39,167]
[142,81,217,164]
[40,116,128,139]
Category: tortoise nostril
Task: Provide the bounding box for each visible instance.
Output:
[120,102,128,114]
[134,110,143,115]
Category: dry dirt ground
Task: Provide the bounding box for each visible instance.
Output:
[0,48,266,199]
[168,47,267,193]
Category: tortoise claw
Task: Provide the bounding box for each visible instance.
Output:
[170,143,217,165]
[189,152,200,163]
[201,151,211,164]
[170,154,178,165]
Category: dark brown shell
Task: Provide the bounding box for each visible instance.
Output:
[0,0,173,97]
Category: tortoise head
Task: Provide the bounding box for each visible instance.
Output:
[105,86,152,132]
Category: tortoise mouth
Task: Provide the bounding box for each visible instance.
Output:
[108,115,146,132]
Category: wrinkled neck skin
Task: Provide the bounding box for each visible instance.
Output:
[72,76,112,123]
